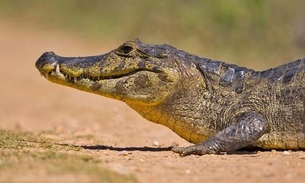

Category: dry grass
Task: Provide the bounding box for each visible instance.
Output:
[0,130,137,183]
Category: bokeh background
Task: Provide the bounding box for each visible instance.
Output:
[1,0,304,67]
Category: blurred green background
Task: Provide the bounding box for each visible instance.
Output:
[1,0,304,67]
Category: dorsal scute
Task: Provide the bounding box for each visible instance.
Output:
[261,58,305,83]
[197,59,249,87]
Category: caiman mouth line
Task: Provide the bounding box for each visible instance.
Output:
[46,64,160,83]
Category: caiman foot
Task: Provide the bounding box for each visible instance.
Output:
[172,112,269,156]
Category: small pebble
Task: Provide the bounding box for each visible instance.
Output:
[140,158,144,162]
[185,169,191,174]
[152,141,159,146]
[119,151,129,156]
[282,151,290,155]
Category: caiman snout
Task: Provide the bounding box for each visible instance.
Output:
[35,51,110,83]
[35,52,61,71]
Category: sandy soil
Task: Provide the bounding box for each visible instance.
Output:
[1,21,305,183]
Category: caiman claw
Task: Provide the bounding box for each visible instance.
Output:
[172,145,216,156]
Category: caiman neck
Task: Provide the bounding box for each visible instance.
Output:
[126,70,212,144]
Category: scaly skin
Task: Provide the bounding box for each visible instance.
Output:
[35,39,305,156]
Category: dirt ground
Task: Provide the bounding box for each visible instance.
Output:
[1,21,305,183]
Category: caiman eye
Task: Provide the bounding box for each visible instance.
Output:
[120,45,134,54]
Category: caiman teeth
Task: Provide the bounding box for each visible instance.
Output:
[44,73,49,79]
[55,64,60,75]
[48,64,121,83]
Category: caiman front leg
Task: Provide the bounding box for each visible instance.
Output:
[172,112,270,156]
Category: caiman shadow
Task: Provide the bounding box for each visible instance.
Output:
[81,145,173,152]
[80,144,261,155]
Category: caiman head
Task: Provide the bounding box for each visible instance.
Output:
[35,39,200,107]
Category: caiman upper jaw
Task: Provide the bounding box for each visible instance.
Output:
[35,51,108,82]
[35,51,148,83]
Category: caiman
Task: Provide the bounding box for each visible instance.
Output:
[35,39,305,156]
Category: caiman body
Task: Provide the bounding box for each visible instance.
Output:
[35,39,305,156]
